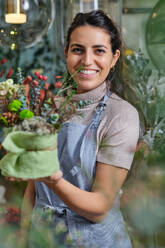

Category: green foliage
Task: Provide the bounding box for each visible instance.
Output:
[48,113,59,125]
[124,50,165,152]
[8,100,22,112]
[123,50,165,247]
[0,116,8,126]
[16,68,27,109]
[18,110,34,120]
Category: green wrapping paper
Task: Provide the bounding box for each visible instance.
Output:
[0,131,59,178]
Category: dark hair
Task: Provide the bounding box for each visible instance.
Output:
[65,10,124,96]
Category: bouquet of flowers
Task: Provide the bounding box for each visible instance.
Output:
[0,68,78,179]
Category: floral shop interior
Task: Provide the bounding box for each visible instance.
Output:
[0,0,165,248]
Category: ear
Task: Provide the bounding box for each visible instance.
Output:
[111,49,120,68]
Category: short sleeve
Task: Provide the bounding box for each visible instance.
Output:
[96,106,139,170]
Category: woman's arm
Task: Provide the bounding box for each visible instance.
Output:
[6,164,128,223]
[43,162,128,222]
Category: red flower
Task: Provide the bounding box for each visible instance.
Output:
[5,207,20,225]
[33,80,39,86]
[6,68,13,78]
[54,81,62,88]
[42,75,47,81]
[23,79,29,85]
[0,58,7,64]
[38,75,43,80]
[34,71,40,77]
[26,75,33,82]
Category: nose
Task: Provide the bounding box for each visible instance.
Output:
[81,50,93,66]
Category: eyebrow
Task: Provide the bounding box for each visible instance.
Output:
[70,43,108,49]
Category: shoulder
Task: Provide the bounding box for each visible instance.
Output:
[98,93,139,139]
[105,93,139,122]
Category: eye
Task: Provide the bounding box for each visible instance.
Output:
[95,49,106,55]
[71,48,83,54]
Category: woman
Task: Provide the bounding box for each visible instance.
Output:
[21,10,139,248]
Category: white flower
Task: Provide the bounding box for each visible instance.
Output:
[0,89,8,96]
[0,79,19,97]
[5,78,14,86]
[134,51,139,59]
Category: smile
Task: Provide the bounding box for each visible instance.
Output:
[80,70,98,75]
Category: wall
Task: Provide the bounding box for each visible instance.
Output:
[122,0,158,57]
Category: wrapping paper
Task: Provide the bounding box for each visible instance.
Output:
[0,131,59,178]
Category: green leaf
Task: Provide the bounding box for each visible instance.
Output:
[8,100,22,112]
[19,109,34,120]
[0,116,8,126]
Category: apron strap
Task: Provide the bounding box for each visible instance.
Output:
[79,91,111,182]
[89,91,111,129]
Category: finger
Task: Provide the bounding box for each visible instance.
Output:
[16,178,29,182]
[5,176,17,181]
[35,170,63,183]
[50,170,63,181]
[35,176,49,182]
[5,176,30,182]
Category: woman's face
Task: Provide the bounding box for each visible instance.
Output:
[65,25,120,94]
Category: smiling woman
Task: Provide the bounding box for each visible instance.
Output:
[65,25,120,93]
[20,10,139,248]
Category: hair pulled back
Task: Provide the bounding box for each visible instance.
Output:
[65,10,124,95]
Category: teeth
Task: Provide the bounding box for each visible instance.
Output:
[80,70,97,75]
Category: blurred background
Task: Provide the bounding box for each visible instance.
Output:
[0,1,165,247]
[0,0,164,80]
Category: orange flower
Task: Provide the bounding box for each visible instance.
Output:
[6,68,13,78]
[39,89,45,101]
[44,83,50,90]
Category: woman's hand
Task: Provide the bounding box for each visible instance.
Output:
[5,170,63,184]
[36,170,63,184]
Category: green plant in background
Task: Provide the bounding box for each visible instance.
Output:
[122,50,165,248]
[124,50,165,162]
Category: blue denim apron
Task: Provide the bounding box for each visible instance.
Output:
[30,91,132,248]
